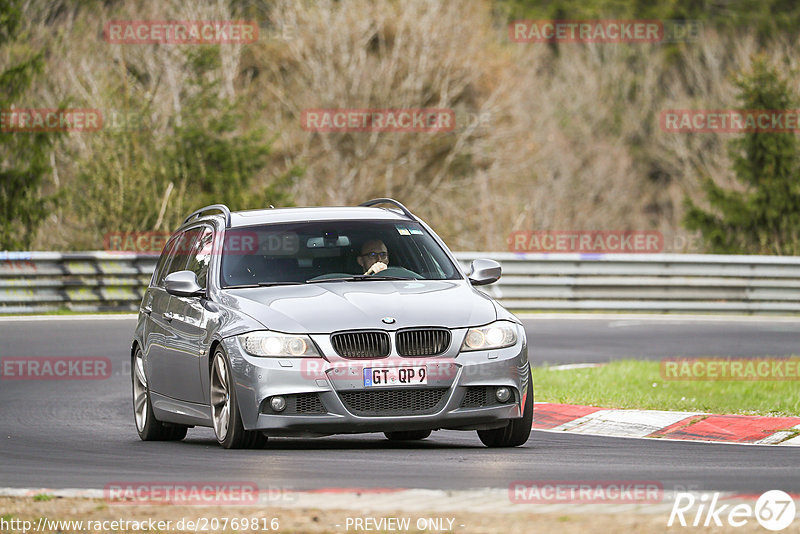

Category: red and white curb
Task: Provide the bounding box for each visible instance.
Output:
[534,402,800,445]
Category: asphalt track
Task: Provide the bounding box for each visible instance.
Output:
[0,315,798,493]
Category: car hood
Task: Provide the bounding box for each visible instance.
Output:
[221,280,497,333]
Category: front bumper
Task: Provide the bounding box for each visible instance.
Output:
[221,330,530,436]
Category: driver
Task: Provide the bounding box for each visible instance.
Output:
[357,239,389,275]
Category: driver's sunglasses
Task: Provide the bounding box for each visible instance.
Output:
[361,251,388,260]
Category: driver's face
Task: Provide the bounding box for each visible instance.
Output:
[357,240,389,270]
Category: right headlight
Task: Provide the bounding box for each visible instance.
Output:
[237,331,321,357]
[460,321,518,351]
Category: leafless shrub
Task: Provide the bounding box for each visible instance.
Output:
[7,0,800,252]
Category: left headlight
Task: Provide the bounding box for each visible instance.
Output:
[460,321,518,352]
[237,331,321,357]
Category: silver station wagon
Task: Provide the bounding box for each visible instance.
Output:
[131,199,532,448]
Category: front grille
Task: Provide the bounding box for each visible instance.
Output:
[460,386,501,408]
[331,331,390,359]
[396,328,451,357]
[339,388,448,416]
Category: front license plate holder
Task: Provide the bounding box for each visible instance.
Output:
[363,366,428,387]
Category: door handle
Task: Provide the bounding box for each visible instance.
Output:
[142,305,152,316]
[163,312,174,322]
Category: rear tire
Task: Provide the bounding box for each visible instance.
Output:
[384,430,432,441]
[211,349,267,449]
[132,347,187,441]
[477,372,533,448]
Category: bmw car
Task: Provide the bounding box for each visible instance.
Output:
[131,199,532,448]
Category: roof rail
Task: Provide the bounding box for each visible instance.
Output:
[183,204,232,228]
[359,198,416,220]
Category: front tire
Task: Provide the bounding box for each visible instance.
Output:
[477,372,533,448]
[132,347,187,441]
[210,349,267,449]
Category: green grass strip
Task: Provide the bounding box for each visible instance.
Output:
[534,359,800,417]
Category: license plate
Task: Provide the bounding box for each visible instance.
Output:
[363,366,428,387]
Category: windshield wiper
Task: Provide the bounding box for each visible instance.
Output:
[306,275,414,283]
[224,281,303,288]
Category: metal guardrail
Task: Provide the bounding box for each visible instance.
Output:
[1,251,799,314]
[0,252,157,314]
[455,252,800,314]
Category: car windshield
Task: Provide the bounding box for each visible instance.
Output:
[219,220,462,287]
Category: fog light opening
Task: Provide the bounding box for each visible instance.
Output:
[495,387,512,403]
[270,396,287,412]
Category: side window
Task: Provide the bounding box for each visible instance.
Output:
[152,236,180,287]
[185,227,214,289]
[155,229,201,287]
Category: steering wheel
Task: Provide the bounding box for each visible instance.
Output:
[376,266,423,279]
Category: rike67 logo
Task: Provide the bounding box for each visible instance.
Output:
[669,490,796,531]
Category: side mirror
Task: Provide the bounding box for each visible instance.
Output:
[164,271,204,297]
[467,259,502,286]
